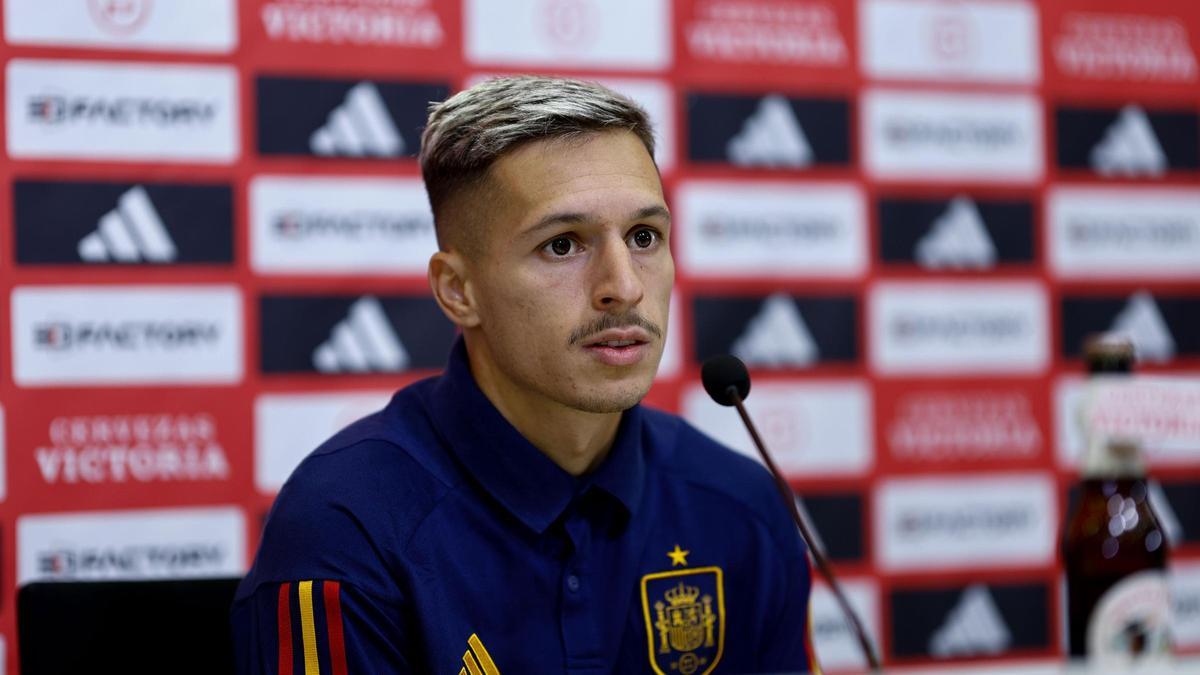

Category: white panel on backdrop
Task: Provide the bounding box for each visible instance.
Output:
[464,0,670,70]
[870,282,1048,375]
[12,286,243,387]
[1048,188,1200,279]
[1173,561,1200,652]
[597,78,675,172]
[251,176,438,275]
[676,181,866,277]
[1054,375,1200,468]
[6,59,239,163]
[861,0,1039,84]
[255,391,394,493]
[811,580,880,672]
[863,89,1043,182]
[876,474,1056,571]
[18,506,246,584]
[682,380,873,475]
[5,0,236,52]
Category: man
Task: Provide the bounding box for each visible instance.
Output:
[232,76,818,674]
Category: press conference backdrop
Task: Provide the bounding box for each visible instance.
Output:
[0,0,1198,672]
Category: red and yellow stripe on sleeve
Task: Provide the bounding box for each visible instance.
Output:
[276,580,349,675]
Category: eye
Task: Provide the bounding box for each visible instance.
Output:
[543,236,577,257]
[629,228,657,249]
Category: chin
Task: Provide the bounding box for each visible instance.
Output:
[569,380,652,414]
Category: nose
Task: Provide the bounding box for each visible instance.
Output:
[591,238,644,312]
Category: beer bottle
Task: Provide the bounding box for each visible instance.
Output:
[1062,335,1170,663]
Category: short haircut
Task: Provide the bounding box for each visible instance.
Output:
[419,75,656,252]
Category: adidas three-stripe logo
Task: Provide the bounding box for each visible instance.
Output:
[76,186,177,263]
[312,296,410,373]
[277,580,348,675]
[310,82,405,157]
[459,633,501,675]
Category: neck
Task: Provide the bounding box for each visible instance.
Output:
[465,336,622,477]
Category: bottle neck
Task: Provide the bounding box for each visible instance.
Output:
[1080,374,1146,478]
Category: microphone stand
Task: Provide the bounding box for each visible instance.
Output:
[726,384,881,673]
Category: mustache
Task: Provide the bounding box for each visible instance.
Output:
[568,311,663,346]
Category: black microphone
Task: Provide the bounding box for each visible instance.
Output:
[701,355,881,672]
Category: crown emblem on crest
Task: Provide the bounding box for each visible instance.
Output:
[664,582,701,606]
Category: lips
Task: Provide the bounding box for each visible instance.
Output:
[582,328,653,367]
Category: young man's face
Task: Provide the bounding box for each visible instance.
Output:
[466,129,673,414]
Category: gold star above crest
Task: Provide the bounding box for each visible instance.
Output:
[667,544,690,567]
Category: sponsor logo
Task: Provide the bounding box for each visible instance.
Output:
[5,0,235,52]
[876,474,1056,570]
[693,294,857,367]
[12,286,243,386]
[464,0,669,70]
[35,413,229,485]
[313,296,409,372]
[251,175,435,274]
[863,89,1043,181]
[731,293,818,368]
[14,180,233,266]
[890,583,1049,659]
[7,59,238,162]
[728,95,812,167]
[683,0,848,67]
[1092,105,1168,177]
[930,585,1011,657]
[811,580,879,671]
[1060,292,1199,363]
[914,197,995,270]
[870,282,1048,375]
[255,391,392,492]
[687,92,850,167]
[1048,187,1200,278]
[862,0,1039,83]
[260,0,445,48]
[256,76,447,158]
[678,180,865,277]
[77,186,174,262]
[682,381,873,476]
[884,386,1043,463]
[1172,562,1200,650]
[310,82,403,157]
[879,195,1034,269]
[18,507,245,583]
[1056,105,1200,174]
[1053,12,1198,83]
[259,294,455,374]
[1055,375,1200,467]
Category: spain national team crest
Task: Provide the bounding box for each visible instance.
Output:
[641,566,725,675]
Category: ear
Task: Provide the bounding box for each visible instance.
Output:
[428,250,481,328]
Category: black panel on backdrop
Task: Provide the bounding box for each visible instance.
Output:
[1055,106,1200,172]
[1059,295,1200,359]
[692,295,859,366]
[877,196,1035,266]
[890,582,1050,658]
[259,295,455,374]
[256,76,450,158]
[13,180,233,265]
[800,493,864,562]
[686,92,851,167]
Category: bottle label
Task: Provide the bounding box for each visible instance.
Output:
[1086,570,1172,664]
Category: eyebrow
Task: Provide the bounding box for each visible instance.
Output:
[522,204,671,237]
